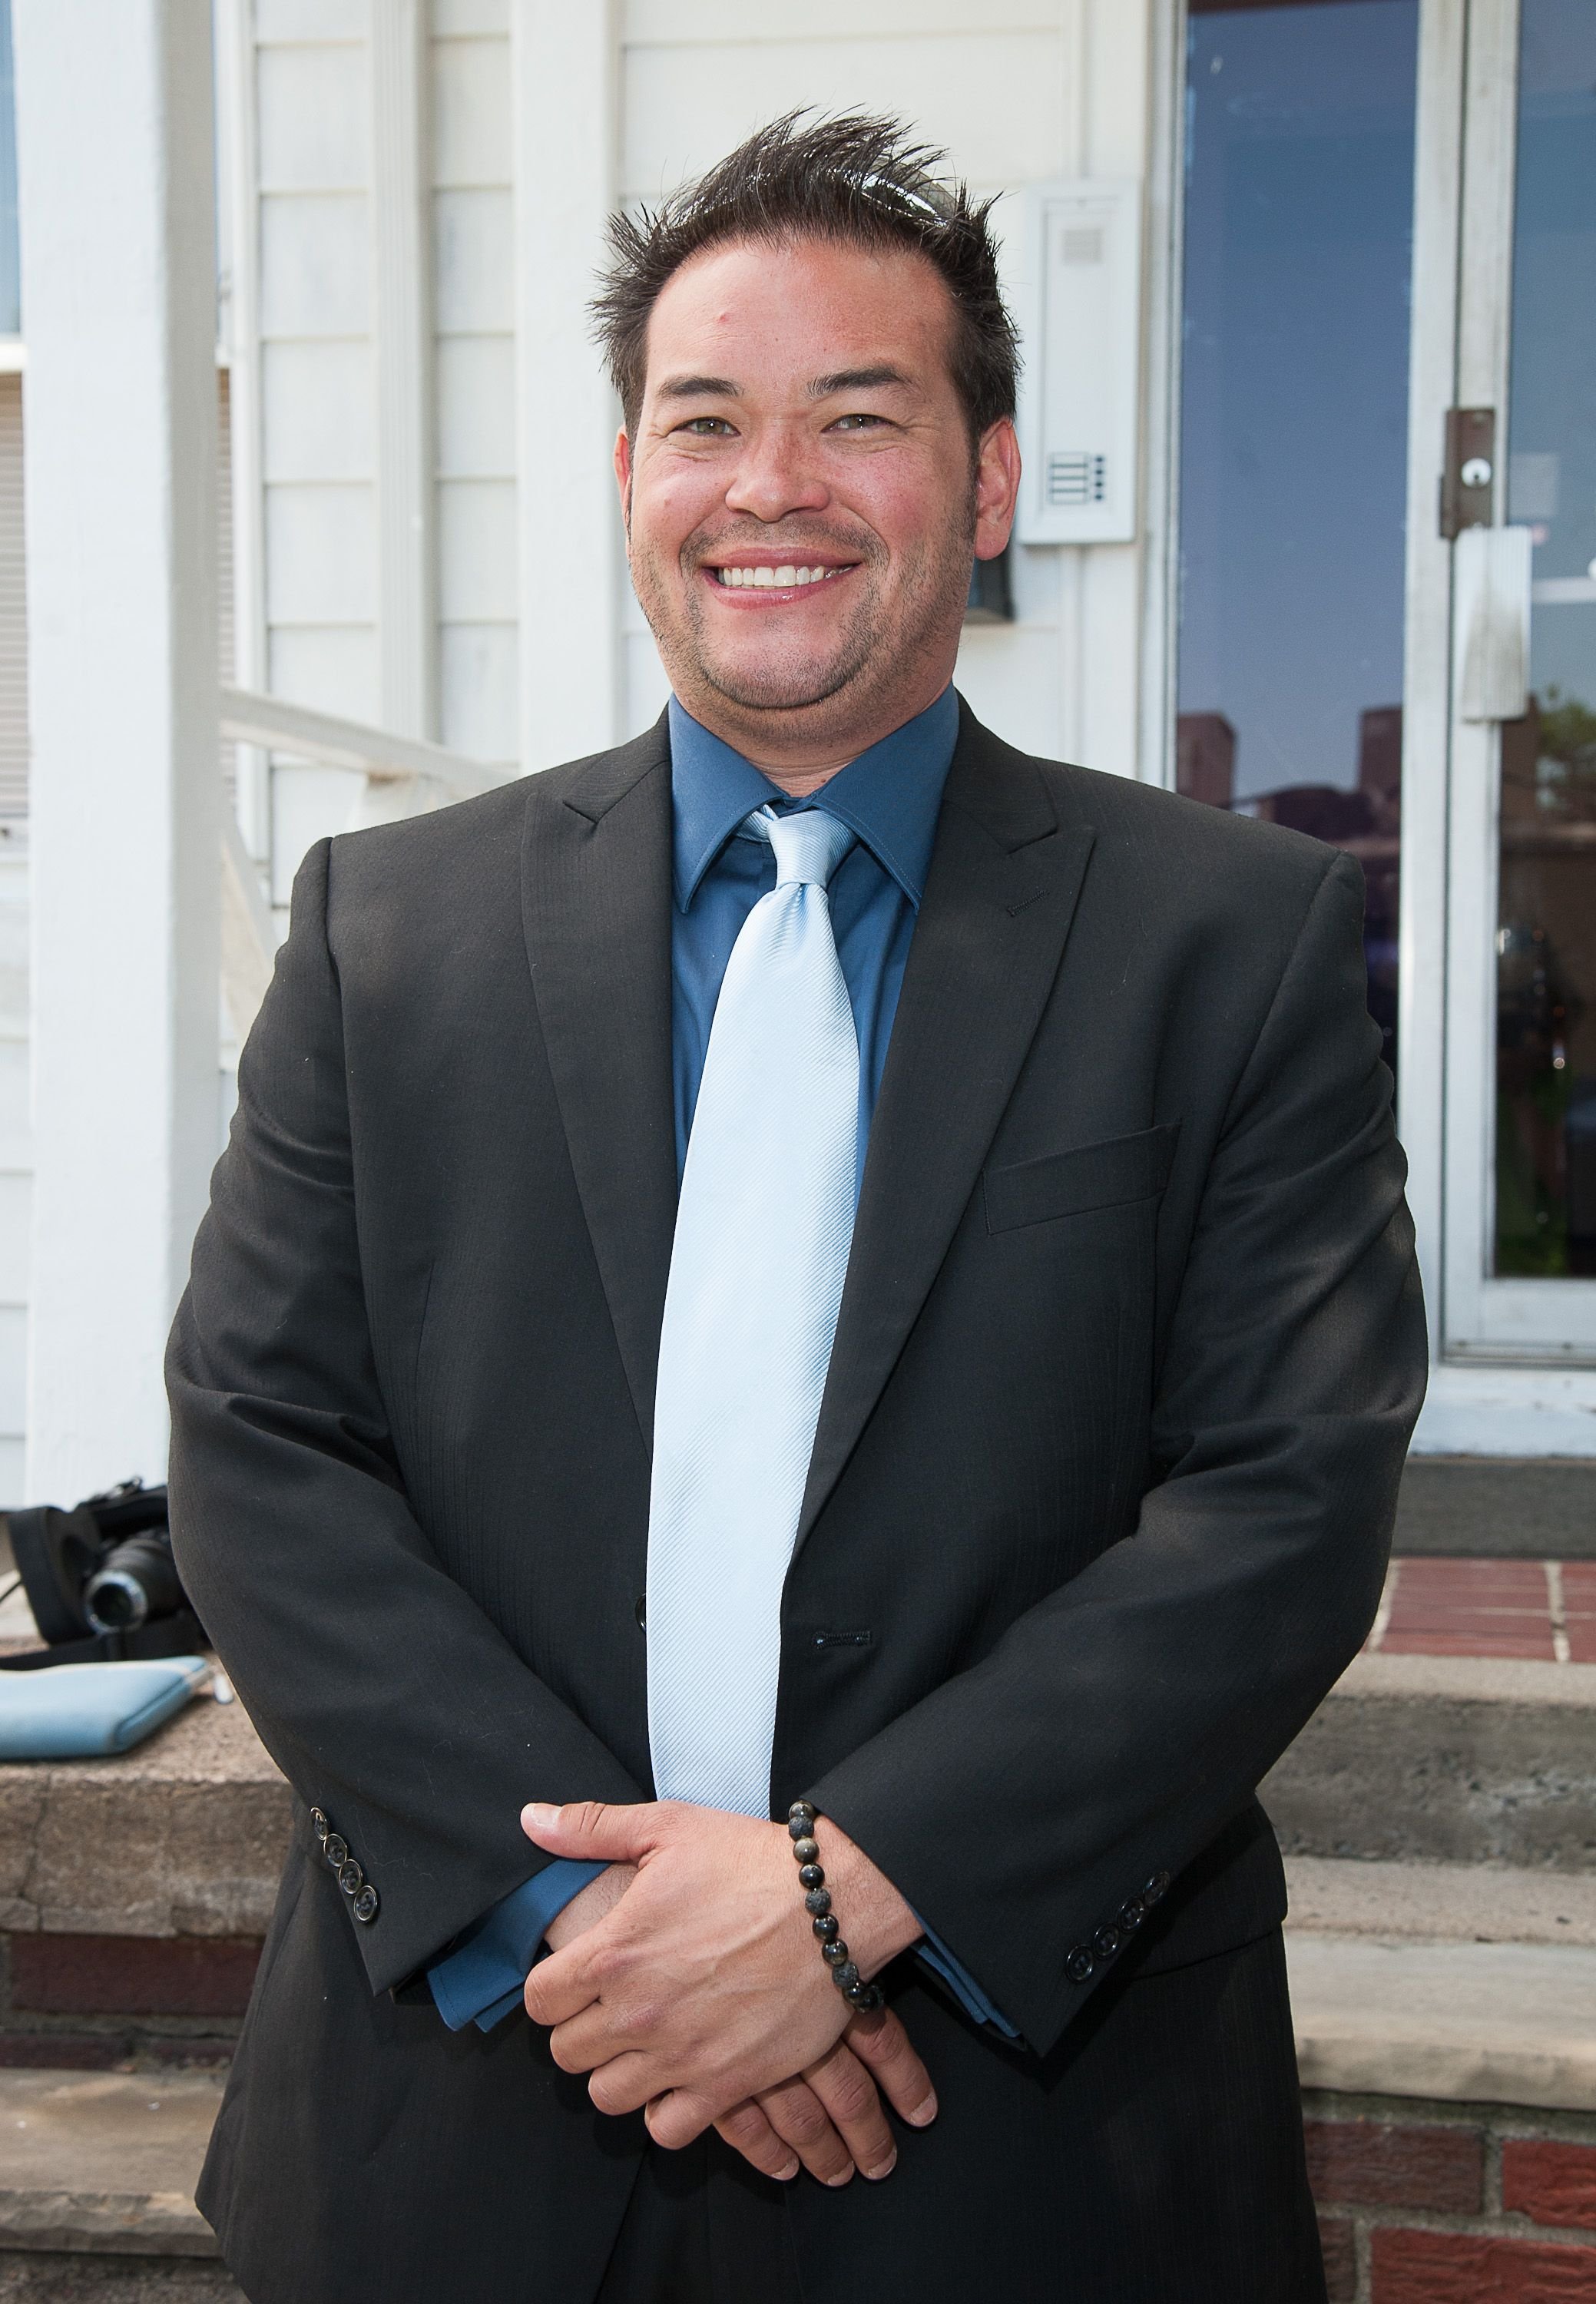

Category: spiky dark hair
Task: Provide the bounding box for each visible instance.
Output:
[590,110,1019,448]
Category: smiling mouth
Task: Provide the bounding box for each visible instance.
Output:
[705,563,857,591]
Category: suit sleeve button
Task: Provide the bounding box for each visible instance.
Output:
[1118,1900,1146,1931]
[353,1885,379,1924]
[324,1834,348,1869]
[1065,1945,1095,1985]
[1093,1926,1126,1961]
[310,1809,328,1842]
[1142,1871,1171,1905]
[339,1860,364,1897]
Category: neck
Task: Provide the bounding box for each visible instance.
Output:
[674,663,956,798]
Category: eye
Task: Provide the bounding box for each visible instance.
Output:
[828,412,890,433]
[676,416,736,438]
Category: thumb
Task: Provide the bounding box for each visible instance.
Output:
[521,1798,660,1862]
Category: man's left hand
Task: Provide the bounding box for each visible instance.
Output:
[520,1799,922,2149]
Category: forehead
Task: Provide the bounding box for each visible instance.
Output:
[641,233,956,395]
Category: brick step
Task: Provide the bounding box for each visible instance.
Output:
[1263,1652,1596,1869]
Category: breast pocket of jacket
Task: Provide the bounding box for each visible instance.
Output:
[982,1123,1180,1235]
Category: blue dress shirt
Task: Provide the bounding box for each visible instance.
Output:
[429,686,1016,2040]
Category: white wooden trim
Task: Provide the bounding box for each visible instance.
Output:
[371,0,436,741]
[1135,0,1184,791]
[16,0,221,1500]
[214,0,270,865]
[509,0,622,770]
[219,684,507,795]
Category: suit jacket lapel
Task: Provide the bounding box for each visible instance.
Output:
[798,710,1098,1544]
[522,717,677,1448]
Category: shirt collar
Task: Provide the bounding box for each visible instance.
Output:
[667,686,959,914]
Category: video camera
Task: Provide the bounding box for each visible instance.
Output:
[0,1479,206,1671]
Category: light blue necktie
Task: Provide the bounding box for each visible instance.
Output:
[647,805,859,1816]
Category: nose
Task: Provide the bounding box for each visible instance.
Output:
[723,425,830,525]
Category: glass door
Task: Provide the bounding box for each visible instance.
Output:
[1442,0,1596,1357]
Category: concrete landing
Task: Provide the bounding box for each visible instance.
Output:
[0,2069,224,2256]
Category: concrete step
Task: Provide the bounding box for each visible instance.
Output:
[1285,1854,1596,1946]
[0,2067,243,2300]
[1286,1935,1596,2114]
[1263,1652,1596,1869]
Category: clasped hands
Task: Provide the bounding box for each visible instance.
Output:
[521,1799,932,2186]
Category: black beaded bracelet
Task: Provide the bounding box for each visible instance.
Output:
[786,1801,885,2013]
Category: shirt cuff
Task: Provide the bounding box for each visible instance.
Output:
[428,1859,606,2034]
[914,1919,1021,2039]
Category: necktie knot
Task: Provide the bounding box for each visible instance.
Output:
[747,805,854,891]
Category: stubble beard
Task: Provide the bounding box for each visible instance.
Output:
[629,497,977,746]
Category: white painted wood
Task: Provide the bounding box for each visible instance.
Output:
[215,0,271,864]
[372,0,435,737]
[627,2,1061,39]
[432,28,513,186]
[435,336,515,477]
[268,626,380,719]
[257,0,366,38]
[260,341,377,480]
[511,0,620,769]
[264,484,378,624]
[622,35,1065,199]
[220,684,504,792]
[437,625,519,761]
[433,186,515,333]
[259,194,373,334]
[257,41,370,190]
[438,479,517,622]
[435,0,510,31]
[15,0,220,1500]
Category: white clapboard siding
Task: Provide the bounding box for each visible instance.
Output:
[0,374,26,820]
[432,2,517,765]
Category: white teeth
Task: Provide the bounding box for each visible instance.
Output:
[713,564,842,588]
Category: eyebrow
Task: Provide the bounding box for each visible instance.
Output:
[654,374,741,402]
[808,365,917,399]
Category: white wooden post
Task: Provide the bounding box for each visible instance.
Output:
[510,0,624,770]
[15,0,220,1502]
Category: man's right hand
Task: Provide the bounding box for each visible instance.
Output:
[714,2006,937,2186]
[536,1861,937,2185]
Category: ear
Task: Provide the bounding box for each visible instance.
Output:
[973,418,1021,561]
[614,426,634,531]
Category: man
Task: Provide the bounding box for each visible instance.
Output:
[168,111,1425,2303]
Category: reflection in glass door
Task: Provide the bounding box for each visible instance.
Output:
[1495,0,1596,1279]
[1176,0,1420,1078]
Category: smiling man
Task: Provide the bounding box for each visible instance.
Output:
[167,114,1426,2304]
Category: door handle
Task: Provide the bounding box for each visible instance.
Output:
[1456,524,1533,723]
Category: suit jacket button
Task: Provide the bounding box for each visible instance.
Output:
[1065,1945,1095,1985]
[339,1860,364,1897]
[324,1833,348,1869]
[1118,1899,1146,1931]
[1093,1926,1124,1961]
[1143,1871,1171,1905]
[353,1885,379,1924]
[310,1808,328,1842]
[634,1594,647,1632]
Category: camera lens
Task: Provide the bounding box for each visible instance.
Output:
[82,1531,182,1635]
